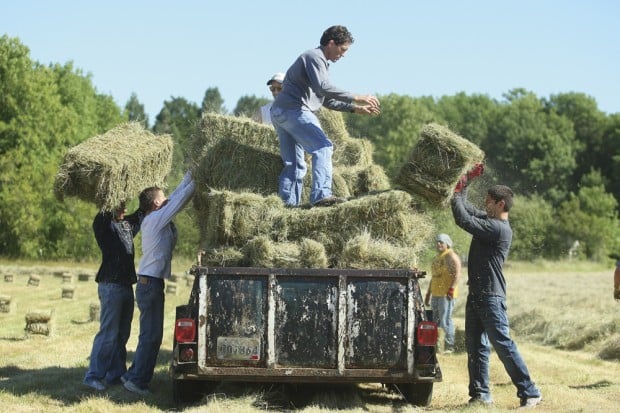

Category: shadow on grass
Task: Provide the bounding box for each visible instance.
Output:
[0,349,177,410]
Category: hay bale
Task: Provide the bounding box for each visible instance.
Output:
[61,274,73,283]
[338,164,392,197]
[394,123,485,205]
[78,273,93,282]
[26,323,50,336]
[243,236,301,268]
[25,310,53,324]
[4,274,13,282]
[195,190,286,248]
[0,294,12,313]
[61,286,75,299]
[338,232,418,269]
[200,247,246,267]
[89,302,100,322]
[166,282,178,295]
[299,238,329,268]
[28,275,41,286]
[196,189,434,267]
[54,122,173,211]
[190,113,281,195]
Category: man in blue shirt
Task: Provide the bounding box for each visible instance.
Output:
[83,203,142,391]
[451,166,542,409]
[270,25,380,207]
[122,172,195,396]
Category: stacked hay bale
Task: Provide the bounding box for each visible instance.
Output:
[190,111,439,269]
[54,122,173,211]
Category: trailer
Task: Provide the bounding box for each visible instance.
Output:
[170,262,441,407]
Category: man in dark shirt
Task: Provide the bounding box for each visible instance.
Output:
[83,203,142,391]
[451,173,542,409]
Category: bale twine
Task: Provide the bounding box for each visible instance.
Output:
[89,302,100,322]
[0,294,12,313]
[27,275,41,287]
[25,310,53,336]
[54,122,173,211]
[394,123,485,205]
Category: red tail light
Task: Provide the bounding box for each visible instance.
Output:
[417,320,438,346]
[175,318,196,342]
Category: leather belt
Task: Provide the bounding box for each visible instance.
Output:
[138,276,162,285]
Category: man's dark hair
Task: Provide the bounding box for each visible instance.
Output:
[488,185,514,212]
[139,186,161,213]
[320,25,354,46]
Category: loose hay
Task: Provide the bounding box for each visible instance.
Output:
[54,122,173,210]
[394,123,485,205]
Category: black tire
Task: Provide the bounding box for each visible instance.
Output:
[172,378,209,406]
[397,382,433,406]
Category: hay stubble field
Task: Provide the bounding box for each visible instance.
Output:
[0,260,619,412]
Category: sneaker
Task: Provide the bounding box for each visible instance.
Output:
[519,395,542,408]
[468,396,493,405]
[312,196,347,207]
[123,379,151,396]
[83,377,106,391]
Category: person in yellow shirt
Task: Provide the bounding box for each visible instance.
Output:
[425,233,461,353]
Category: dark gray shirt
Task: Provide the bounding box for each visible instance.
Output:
[451,188,512,297]
[272,47,355,113]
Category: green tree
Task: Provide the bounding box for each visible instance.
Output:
[509,194,554,260]
[201,87,227,115]
[234,95,269,118]
[125,92,149,128]
[436,92,497,147]
[544,93,604,192]
[486,89,577,201]
[0,35,123,258]
[551,171,619,260]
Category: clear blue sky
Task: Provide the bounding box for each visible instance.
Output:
[3,0,619,120]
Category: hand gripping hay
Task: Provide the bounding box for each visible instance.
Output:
[54,122,173,211]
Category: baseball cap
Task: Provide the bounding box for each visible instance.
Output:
[267,72,285,85]
[436,233,453,248]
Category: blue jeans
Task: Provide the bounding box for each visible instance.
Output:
[465,295,541,400]
[431,296,456,347]
[270,107,333,206]
[123,278,165,389]
[84,282,134,383]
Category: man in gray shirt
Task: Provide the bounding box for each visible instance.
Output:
[270,25,380,207]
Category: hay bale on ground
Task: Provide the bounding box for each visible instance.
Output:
[25,310,53,323]
[394,123,485,205]
[54,122,173,211]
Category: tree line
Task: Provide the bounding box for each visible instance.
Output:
[1,35,618,262]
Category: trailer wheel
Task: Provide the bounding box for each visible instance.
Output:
[396,382,433,406]
[172,378,209,405]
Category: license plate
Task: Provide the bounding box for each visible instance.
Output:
[216,337,261,360]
